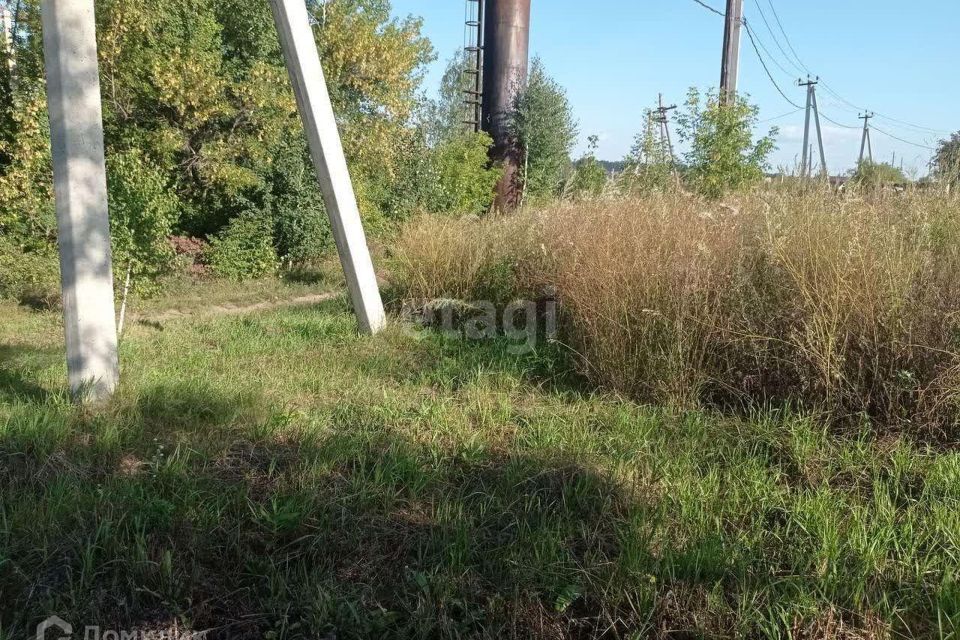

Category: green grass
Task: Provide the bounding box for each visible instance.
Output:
[1,285,959,639]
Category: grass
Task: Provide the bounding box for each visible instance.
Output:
[390,191,960,433]
[2,276,960,639]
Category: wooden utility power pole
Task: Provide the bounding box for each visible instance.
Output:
[858,112,874,166]
[719,0,743,105]
[798,77,827,178]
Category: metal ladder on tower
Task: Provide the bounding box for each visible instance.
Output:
[463,0,484,132]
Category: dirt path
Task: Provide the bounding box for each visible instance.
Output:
[133,292,340,326]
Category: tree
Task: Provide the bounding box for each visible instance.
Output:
[623,109,676,193]
[570,135,608,197]
[674,88,777,199]
[421,50,473,145]
[508,57,578,202]
[400,50,499,217]
[0,0,435,294]
[933,132,960,189]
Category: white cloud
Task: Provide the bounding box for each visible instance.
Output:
[775,124,861,145]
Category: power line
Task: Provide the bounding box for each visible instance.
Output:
[750,0,805,76]
[758,0,950,137]
[742,19,803,109]
[818,109,936,150]
[762,0,811,75]
[687,0,812,111]
[689,0,725,18]
[815,110,859,130]
[743,14,797,79]
[758,107,803,124]
[871,125,936,151]
[688,0,949,142]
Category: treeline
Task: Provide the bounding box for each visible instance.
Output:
[0,0,791,304]
[3,0,957,304]
[0,0,512,300]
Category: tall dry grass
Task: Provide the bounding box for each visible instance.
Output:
[390,191,960,432]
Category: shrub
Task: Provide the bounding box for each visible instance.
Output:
[425,132,502,215]
[208,211,278,280]
[674,88,777,199]
[107,150,181,293]
[0,238,60,307]
[622,109,678,195]
[264,140,334,264]
[569,137,608,198]
[849,161,908,189]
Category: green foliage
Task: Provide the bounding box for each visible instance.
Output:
[509,58,578,201]
[425,132,501,215]
[208,211,278,280]
[107,150,180,292]
[0,0,433,297]
[569,135,608,198]
[849,160,908,189]
[0,236,59,307]
[422,50,474,146]
[933,132,960,188]
[0,91,56,251]
[623,109,677,194]
[4,280,960,637]
[674,88,777,199]
[261,136,333,264]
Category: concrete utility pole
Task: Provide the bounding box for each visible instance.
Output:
[481,0,531,212]
[719,0,743,105]
[655,94,678,164]
[858,112,874,166]
[654,94,681,185]
[268,0,386,335]
[41,0,120,402]
[798,77,827,178]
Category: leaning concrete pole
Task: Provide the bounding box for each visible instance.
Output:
[482,0,531,212]
[41,0,120,402]
[267,0,386,334]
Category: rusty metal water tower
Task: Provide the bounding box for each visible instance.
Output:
[465,0,531,212]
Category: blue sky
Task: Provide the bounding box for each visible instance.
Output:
[389,0,958,175]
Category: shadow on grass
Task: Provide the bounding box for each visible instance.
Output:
[361,325,587,399]
[2,381,943,640]
[0,344,60,402]
[1,318,951,640]
[0,380,647,639]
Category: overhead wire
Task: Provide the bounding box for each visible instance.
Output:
[689,0,725,18]
[758,0,950,136]
[750,0,805,76]
[758,108,804,124]
[741,19,804,109]
[871,125,937,150]
[687,0,943,151]
[744,16,799,79]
